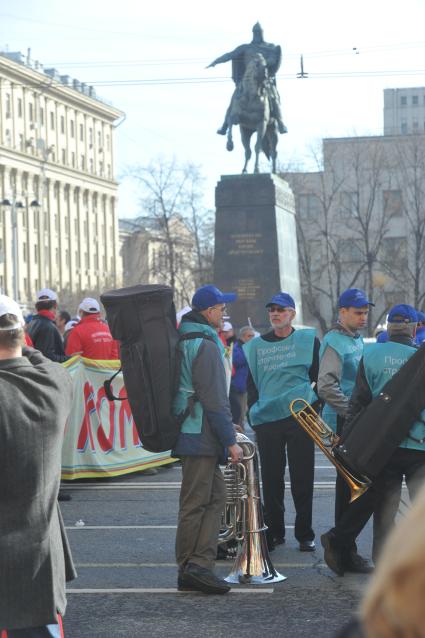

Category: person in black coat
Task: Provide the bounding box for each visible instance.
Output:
[28,288,69,363]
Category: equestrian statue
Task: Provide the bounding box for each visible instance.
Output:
[207,23,287,174]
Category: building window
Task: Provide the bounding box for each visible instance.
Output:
[23,242,27,263]
[401,121,408,134]
[80,123,84,141]
[70,120,75,138]
[19,134,24,151]
[34,244,38,263]
[412,95,419,105]
[40,107,44,126]
[413,120,419,130]
[106,134,110,151]
[65,249,70,266]
[89,128,93,145]
[5,93,11,117]
[89,158,94,173]
[17,98,22,117]
[400,96,407,106]
[338,239,363,262]
[50,112,55,130]
[81,155,85,170]
[75,250,81,268]
[29,103,34,121]
[381,237,407,269]
[383,190,403,218]
[71,152,75,168]
[340,191,358,217]
[60,115,65,134]
[107,164,111,178]
[62,149,66,164]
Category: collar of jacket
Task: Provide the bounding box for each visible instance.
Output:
[332,321,361,339]
[181,309,210,326]
[0,356,32,369]
[80,313,101,323]
[389,335,418,348]
[37,309,56,322]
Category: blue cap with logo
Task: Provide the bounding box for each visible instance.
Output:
[387,304,418,324]
[192,285,237,311]
[338,288,374,309]
[266,292,296,309]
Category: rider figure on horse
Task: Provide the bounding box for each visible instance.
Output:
[207,23,287,136]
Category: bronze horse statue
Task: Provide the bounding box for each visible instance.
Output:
[224,53,279,174]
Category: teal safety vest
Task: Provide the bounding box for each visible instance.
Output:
[172,321,225,435]
[320,331,363,432]
[364,342,425,452]
[243,329,317,426]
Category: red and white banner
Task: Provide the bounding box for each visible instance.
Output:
[61,356,172,480]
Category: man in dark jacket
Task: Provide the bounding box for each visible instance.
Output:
[229,325,256,426]
[0,295,76,637]
[28,288,68,363]
[173,285,243,594]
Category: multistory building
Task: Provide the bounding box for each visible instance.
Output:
[0,49,124,305]
[119,216,196,310]
[384,87,425,136]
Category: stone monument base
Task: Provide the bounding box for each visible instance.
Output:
[213,173,303,332]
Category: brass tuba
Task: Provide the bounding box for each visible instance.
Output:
[289,398,371,503]
[219,432,286,584]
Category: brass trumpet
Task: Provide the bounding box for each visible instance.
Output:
[289,398,371,503]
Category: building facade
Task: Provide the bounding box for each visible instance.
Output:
[119,216,196,310]
[285,132,425,335]
[0,50,124,306]
[384,87,425,136]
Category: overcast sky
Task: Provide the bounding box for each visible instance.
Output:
[2,0,425,215]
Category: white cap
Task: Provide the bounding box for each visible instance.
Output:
[222,321,233,331]
[64,319,79,332]
[78,297,100,313]
[176,305,191,323]
[0,294,24,330]
[37,287,58,302]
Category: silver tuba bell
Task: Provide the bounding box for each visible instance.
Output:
[219,432,286,584]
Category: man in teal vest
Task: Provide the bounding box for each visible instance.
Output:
[318,287,374,574]
[347,304,425,561]
[172,285,243,594]
[244,292,320,551]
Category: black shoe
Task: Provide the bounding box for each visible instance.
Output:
[299,540,316,552]
[320,532,344,576]
[177,571,198,592]
[183,562,231,594]
[344,551,374,574]
[58,490,71,502]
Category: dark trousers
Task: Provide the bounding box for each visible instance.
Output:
[332,416,372,553]
[175,455,226,571]
[255,416,315,542]
[372,447,425,562]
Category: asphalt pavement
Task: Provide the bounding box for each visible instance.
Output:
[60,449,374,638]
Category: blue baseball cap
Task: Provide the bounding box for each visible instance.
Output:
[338,288,374,309]
[388,304,418,324]
[192,285,237,311]
[266,292,295,309]
[416,310,425,323]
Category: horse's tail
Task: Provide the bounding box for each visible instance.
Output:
[262,132,271,160]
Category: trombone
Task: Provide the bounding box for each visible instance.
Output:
[290,398,371,503]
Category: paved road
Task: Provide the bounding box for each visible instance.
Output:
[60,450,374,638]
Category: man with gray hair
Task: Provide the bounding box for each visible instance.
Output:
[0,295,76,636]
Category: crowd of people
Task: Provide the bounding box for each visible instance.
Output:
[1,282,425,635]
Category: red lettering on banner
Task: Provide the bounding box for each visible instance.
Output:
[96,386,116,453]
[77,381,96,452]
[117,386,140,449]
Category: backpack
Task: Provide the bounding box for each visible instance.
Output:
[100,284,213,453]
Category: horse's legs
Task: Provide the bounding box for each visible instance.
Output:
[240,127,252,173]
[226,124,234,152]
[254,122,267,173]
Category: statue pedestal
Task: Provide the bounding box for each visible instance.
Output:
[213,174,303,332]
